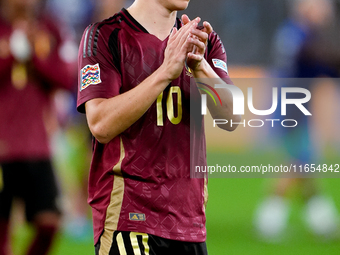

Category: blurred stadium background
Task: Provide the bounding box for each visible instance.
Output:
[7,0,340,254]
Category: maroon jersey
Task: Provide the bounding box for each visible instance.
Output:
[0,15,74,162]
[77,9,231,244]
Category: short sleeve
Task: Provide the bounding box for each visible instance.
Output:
[77,24,121,113]
[206,31,233,84]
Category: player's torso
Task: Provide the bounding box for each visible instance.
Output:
[108,17,195,180]
[93,13,205,238]
[86,11,207,242]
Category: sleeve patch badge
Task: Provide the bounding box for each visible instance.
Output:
[80,63,102,91]
[212,59,228,74]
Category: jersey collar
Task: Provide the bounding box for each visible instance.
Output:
[120,8,182,34]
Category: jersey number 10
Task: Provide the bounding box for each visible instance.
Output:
[156,86,182,126]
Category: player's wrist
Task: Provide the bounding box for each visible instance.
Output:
[192,59,211,78]
[155,64,174,85]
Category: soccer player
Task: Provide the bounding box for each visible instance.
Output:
[77,0,239,254]
[0,0,75,254]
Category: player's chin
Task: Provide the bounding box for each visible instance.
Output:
[172,0,190,11]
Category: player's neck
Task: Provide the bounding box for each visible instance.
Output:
[127,1,177,41]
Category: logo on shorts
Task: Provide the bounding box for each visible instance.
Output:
[129,213,146,221]
[212,59,228,74]
[80,63,101,91]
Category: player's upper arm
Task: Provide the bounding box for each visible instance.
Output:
[206,31,232,84]
[77,23,121,114]
[84,97,109,142]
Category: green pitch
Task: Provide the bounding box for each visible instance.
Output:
[205,149,340,255]
[206,178,340,255]
[12,149,340,255]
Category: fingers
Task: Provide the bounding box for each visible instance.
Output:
[181,15,212,50]
[189,28,208,45]
[168,27,177,43]
[188,36,206,54]
[165,16,209,71]
[202,21,213,34]
[179,32,197,58]
[187,52,203,62]
[181,14,191,25]
[165,18,199,65]
[173,19,199,49]
[181,14,213,33]
[170,27,177,37]
[170,18,195,42]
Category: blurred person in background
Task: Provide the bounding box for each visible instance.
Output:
[0,0,75,254]
[271,0,339,77]
[45,0,132,242]
[254,0,340,242]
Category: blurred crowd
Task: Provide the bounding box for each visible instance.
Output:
[0,0,340,254]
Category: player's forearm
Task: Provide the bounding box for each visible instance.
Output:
[85,66,171,144]
[193,60,241,131]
